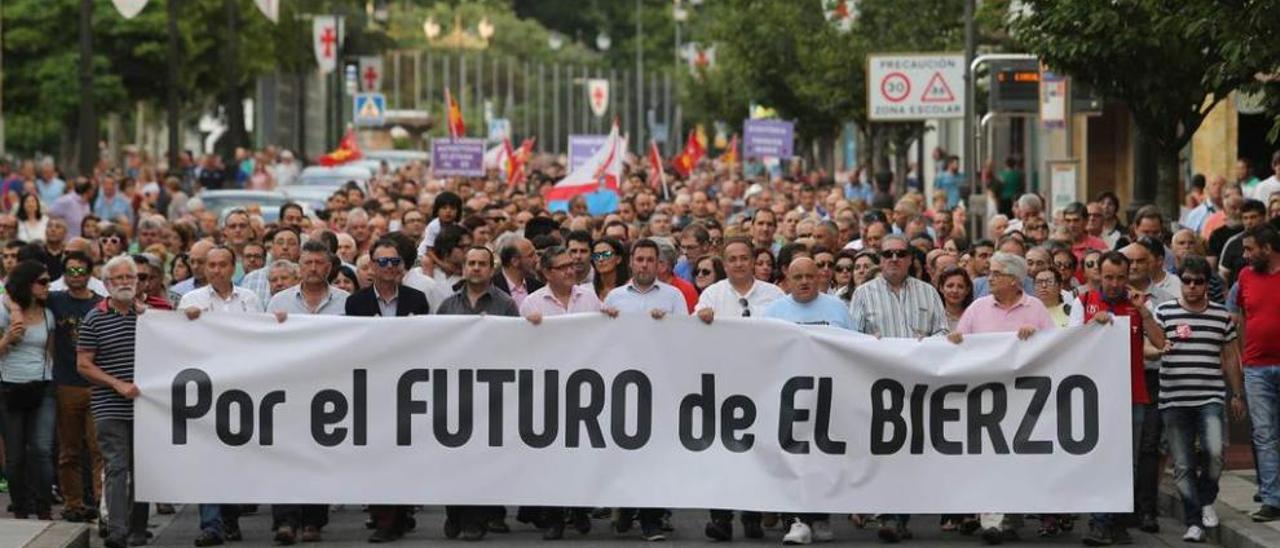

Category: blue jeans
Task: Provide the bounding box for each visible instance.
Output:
[1245,365,1280,507]
[199,504,241,538]
[1090,404,1145,530]
[1163,404,1225,526]
[0,382,57,515]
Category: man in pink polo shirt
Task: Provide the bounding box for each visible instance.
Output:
[948,251,1055,544]
[518,245,609,540]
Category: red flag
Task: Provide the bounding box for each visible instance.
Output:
[647,140,666,193]
[671,128,706,178]
[445,88,465,138]
[318,128,363,166]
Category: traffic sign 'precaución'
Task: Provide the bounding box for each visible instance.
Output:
[867,53,965,121]
[353,93,386,127]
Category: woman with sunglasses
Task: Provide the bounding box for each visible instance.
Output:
[832,250,858,297]
[934,267,974,332]
[836,251,880,304]
[1051,248,1080,295]
[590,238,629,301]
[693,256,726,294]
[0,260,56,519]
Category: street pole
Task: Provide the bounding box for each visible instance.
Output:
[78,0,96,176]
[962,0,977,237]
[0,0,6,158]
[635,0,644,155]
[167,0,181,171]
[223,0,245,159]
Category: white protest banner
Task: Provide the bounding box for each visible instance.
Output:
[136,312,1131,513]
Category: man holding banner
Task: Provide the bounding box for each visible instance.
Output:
[947,252,1055,544]
[849,234,949,543]
[436,245,520,540]
[1068,251,1167,546]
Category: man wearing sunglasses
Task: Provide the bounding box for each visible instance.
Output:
[1153,255,1244,542]
[848,233,947,543]
[346,237,431,542]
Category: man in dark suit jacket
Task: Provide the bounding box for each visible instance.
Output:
[345,237,430,543]
[491,236,543,307]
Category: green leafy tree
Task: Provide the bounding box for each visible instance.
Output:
[1011,0,1275,215]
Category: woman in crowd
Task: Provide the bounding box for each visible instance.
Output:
[170,253,192,285]
[753,248,776,284]
[693,256,726,294]
[332,264,359,294]
[935,266,973,332]
[1051,248,1079,295]
[832,250,858,299]
[16,193,48,243]
[0,260,56,519]
[591,238,629,301]
[1035,269,1071,328]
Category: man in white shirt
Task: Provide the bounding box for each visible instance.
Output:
[176,244,263,546]
[178,246,262,315]
[1251,150,1280,203]
[603,239,686,320]
[696,237,784,321]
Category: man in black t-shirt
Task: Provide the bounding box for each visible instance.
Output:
[47,251,103,522]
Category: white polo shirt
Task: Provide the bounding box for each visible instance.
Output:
[694,278,785,318]
[177,284,263,314]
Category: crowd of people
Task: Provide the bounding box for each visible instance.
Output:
[0,145,1278,548]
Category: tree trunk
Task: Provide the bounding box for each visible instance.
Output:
[1154,147,1181,225]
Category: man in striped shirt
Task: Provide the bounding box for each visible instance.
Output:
[847,234,947,543]
[1155,255,1245,542]
[75,256,149,548]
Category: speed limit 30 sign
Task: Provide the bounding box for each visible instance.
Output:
[867,53,965,121]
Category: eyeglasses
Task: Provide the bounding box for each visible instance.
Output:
[548,263,575,272]
[374,257,403,268]
[881,249,911,259]
[1180,276,1207,287]
[65,266,89,277]
[739,297,751,317]
[591,251,615,262]
[697,268,714,277]
[33,277,51,286]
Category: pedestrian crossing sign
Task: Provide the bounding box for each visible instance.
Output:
[354,93,386,126]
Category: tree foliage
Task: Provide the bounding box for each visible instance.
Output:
[1011,0,1277,209]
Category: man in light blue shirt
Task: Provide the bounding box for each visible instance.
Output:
[93,176,133,225]
[934,155,965,209]
[764,257,853,330]
[603,239,686,320]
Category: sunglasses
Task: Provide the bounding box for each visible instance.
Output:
[697,268,715,277]
[374,257,403,268]
[815,261,833,269]
[592,251,615,262]
[834,265,854,273]
[33,277,51,286]
[1180,276,1206,287]
[65,266,89,277]
[99,236,122,245]
[881,249,911,259]
[739,297,751,317]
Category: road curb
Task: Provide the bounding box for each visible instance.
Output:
[1159,471,1280,548]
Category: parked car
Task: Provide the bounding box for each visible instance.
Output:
[198,190,315,224]
[283,165,373,211]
